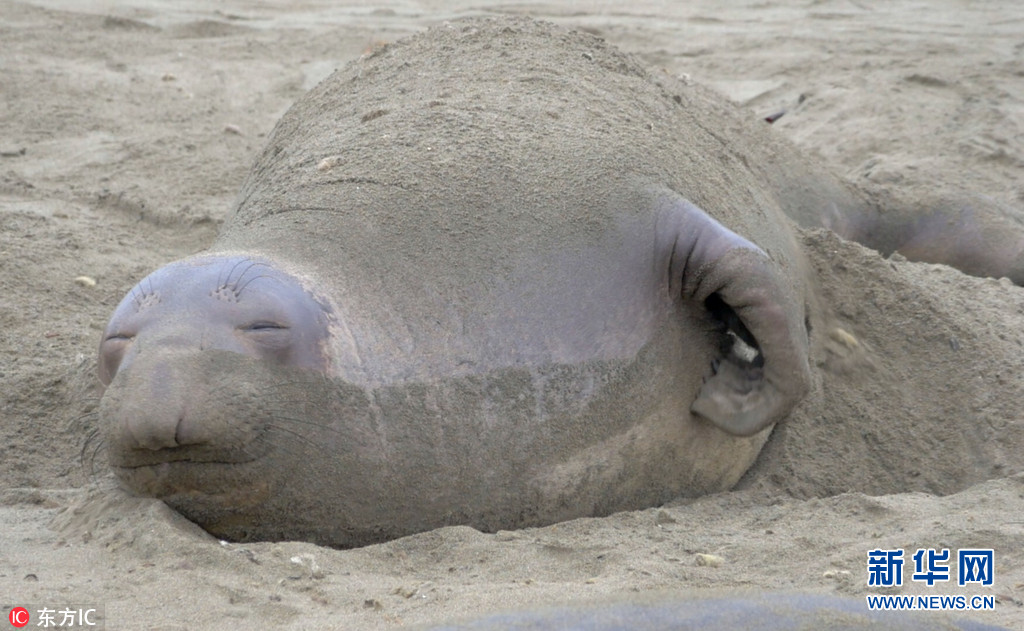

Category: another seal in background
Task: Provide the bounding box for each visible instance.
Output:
[419,593,1009,631]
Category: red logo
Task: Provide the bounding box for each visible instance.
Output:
[8,607,29,628]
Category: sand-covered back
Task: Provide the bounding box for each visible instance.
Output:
[2,1,1023,629]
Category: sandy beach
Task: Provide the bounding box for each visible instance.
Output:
[2,1,1023,628]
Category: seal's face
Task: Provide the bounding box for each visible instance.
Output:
[98,255,334,506]
[99,254,332,387]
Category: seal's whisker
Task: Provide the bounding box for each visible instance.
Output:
[235,273,279,297]
[266,412,350,439]
[90,440,108,473]
[78,427,100,462]
[229,260,275,295]
[130,284,143,311]
[263,373,341,391]
[263,422,330,452]
[221,257,249,289]
[66,409,100,426]
[249,434,308,460]
[79,430,107,476]
[228,260,259,292]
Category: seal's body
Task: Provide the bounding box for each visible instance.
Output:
[96,18,1017,547]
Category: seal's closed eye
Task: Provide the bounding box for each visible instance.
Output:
[243,322,288,330]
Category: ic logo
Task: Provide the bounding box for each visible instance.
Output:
[8,607,29,628]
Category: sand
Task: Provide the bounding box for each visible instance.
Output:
[1,0,1023,629]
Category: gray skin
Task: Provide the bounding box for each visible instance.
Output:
[97,17,1018,547]
[419,594,1008,631]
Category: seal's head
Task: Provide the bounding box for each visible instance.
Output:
[98,255,335,526]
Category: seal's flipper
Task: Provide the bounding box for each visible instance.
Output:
[669,199,810,436]
[894,193,1024,286]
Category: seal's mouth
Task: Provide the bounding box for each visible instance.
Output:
[109,443,264,468]
[108,424,275,509]
[105,412,275,470]
[113,459,273,510]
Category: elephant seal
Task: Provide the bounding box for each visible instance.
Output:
[95,17,1012,546]
[419,593,1008,631]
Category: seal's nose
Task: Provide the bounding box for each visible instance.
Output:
[126,414,183,450]
[107,349,220,452]
[100,348,268,470]
[121,355,192,450]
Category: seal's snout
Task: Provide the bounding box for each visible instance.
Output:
[124,412,191,451]
[118,354,203,452]
[99,347,273,474]
[103,351,217,457]
[124,407,185,451]
[127,418,183,451]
